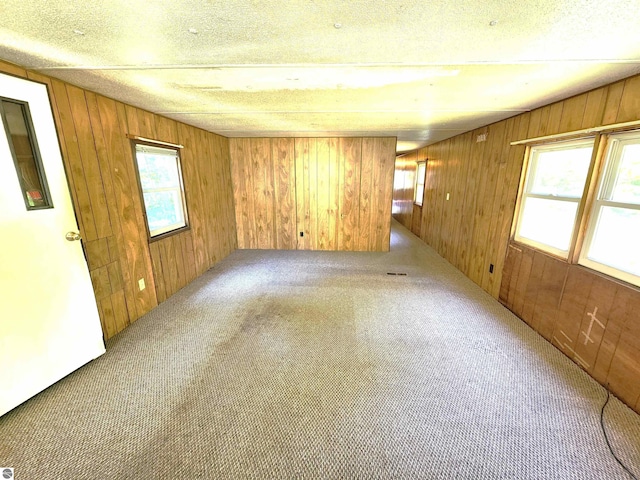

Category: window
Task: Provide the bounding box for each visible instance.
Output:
[0,97,52,210]
[514,139,594,257]
[414,161,426,206]
[133,142,188,239]
[579,131,640,286]
[513,130,640,288]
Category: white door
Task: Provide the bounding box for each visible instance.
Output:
[0,73,105,417]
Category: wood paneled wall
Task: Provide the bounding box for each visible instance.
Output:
[500,244,640,413]
[408,72,640,413]
[410,204,422,237]
[229,137,297,250]
[414,73,640,299]
[0,60,237,340]
[229,137,396,252]
[391,151,417,230]
[149,122,236,304]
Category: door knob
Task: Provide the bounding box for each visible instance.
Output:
[65,231,81,241]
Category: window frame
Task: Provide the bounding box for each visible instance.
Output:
[512,128,640,289]
[578,130,640,287]
[414,160,426,206]
[0,96,53,211]
[513,138,596,259]
[131,139,189,242]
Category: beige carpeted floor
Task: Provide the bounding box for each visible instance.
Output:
[1,220,639,479]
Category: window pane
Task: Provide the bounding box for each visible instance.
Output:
[529,146,592,197]
[417,162,426,185]
[415,184,424,205]
[1,99,51,209]
[518,197,578,252]
[134,142,187,238]
[143,190,185,234]
[587,206,640,277]
[136,152,180,190]
[607,143,640,205]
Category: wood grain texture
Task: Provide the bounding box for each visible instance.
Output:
[272,138,297,249]
[415,73,640,299]
[230,137,395,252]
[411,204,422,237]
[358,139,373,251]
[391,151,417,230]
[294,138,308,249]
[50,79,98,242]
[500,243,640,414]
[107,100,157,319]
[364,137,396,251]
[616,75,640,123]
[338,138,362,250]
[229,138,293,249]
[408,71,640,413]
[0,60,236,339]
[315,138,331,250]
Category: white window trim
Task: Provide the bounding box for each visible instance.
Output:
[513,138,595,258]
[579,131,640,287]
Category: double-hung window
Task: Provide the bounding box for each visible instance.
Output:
[513,130,640,288]
[133,142,188,239]
[579,131,640,286]
[514,139,594,257]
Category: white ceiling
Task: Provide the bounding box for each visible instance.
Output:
[1,0,640,153]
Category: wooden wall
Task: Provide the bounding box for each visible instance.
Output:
[391,151,417,230]
[0,60,237,340]
[410,204,422,237]
[414,74,640,299]
[501,244,640,413]
[229,137,396,252]
[408,72,640,413]
[229,137,297,250]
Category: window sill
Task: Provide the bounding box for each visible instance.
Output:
[148,225,190,243]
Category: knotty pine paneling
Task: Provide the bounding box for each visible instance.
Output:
[230,137,395,252]
[392,151,417,230]
[408,71,640,413]
[0,60,237,340]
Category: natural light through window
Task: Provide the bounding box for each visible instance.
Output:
[580,132,640,286]
[414,161,426,206]
[514,139,594,257]
[134,143,188,238]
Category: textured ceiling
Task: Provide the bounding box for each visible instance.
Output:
[1,0,640,152]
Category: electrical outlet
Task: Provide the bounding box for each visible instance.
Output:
[138,278,146,291]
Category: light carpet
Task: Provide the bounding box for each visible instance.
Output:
[1,220,639,479]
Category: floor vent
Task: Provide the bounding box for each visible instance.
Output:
[387,272,407,276]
